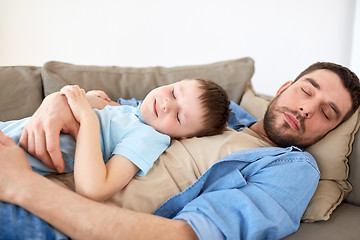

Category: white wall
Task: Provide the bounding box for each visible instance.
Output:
[0,0,357,96]
[351,0,360,76]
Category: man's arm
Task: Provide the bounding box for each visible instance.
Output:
[0,130,197,240]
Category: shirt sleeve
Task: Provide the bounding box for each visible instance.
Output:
[173,157,320,240]
[227,101,257,130]
[112,120,170,176]
[117,98,142,107]
[174,212,225,240]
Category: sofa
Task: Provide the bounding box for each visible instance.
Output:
[0,57,359,239]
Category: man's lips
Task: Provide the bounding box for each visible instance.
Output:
[153,99,158,117]
[283,112,300,130]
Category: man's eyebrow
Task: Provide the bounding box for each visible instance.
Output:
[304,77,341,119]
[305,78,320,90]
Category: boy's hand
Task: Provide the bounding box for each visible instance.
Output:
[86,90,121,110]
[86,90,111,102]
[60,85,94,123]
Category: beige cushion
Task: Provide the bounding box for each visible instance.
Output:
[41,58,255,104]
[0,66,43,121]
[240,83,360,222]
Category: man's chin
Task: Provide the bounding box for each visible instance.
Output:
[272,137,313,149]
[267,131,304,148]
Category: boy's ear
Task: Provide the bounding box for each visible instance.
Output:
[275,81,293,96]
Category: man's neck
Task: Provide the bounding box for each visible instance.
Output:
[248,119,277,146]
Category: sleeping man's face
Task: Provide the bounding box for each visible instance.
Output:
[263,69,352,148]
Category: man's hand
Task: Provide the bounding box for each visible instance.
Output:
[0,130,33,202]
[19,92,80,173]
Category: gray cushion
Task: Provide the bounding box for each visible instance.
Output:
[0,66,43,121]
[282,203,360,240]
[41,58,255,104]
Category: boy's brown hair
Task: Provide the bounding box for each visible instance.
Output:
[190,78,230,137]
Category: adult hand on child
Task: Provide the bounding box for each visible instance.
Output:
[19,92,80,173]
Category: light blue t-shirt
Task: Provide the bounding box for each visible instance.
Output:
[0,105,170,176]
[94,104,170,176]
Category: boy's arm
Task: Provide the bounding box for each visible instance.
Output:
[61,86,138,201]
[75,154,139,201]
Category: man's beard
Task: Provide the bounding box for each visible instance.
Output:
[263,98,313,149]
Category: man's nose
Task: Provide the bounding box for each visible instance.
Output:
[299,105,314,118]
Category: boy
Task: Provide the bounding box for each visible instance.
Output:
[0,78,230,201]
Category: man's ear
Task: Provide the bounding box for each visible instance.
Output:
[275,81,293,96]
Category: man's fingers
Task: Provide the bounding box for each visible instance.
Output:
[18,128,29,150]
[19,122,36,156]
[33,129,56,171]
[26,130,35,155]
[45,130,65,173]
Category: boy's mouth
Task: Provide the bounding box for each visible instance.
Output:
[153,99,158,117]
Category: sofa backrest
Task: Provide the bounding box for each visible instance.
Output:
[41,58,254,105]
[0,66,43,121]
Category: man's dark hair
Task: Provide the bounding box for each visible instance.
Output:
[294,62,360,123]
[191,78,230,137]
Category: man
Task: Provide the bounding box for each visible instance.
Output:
[0,62,359,239]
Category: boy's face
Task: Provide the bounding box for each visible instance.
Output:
[141,79,205,138]
[264,69,352,148]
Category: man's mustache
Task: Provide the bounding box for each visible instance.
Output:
[276,106,306,132]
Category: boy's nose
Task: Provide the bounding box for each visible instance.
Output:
[162,99,173,113]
